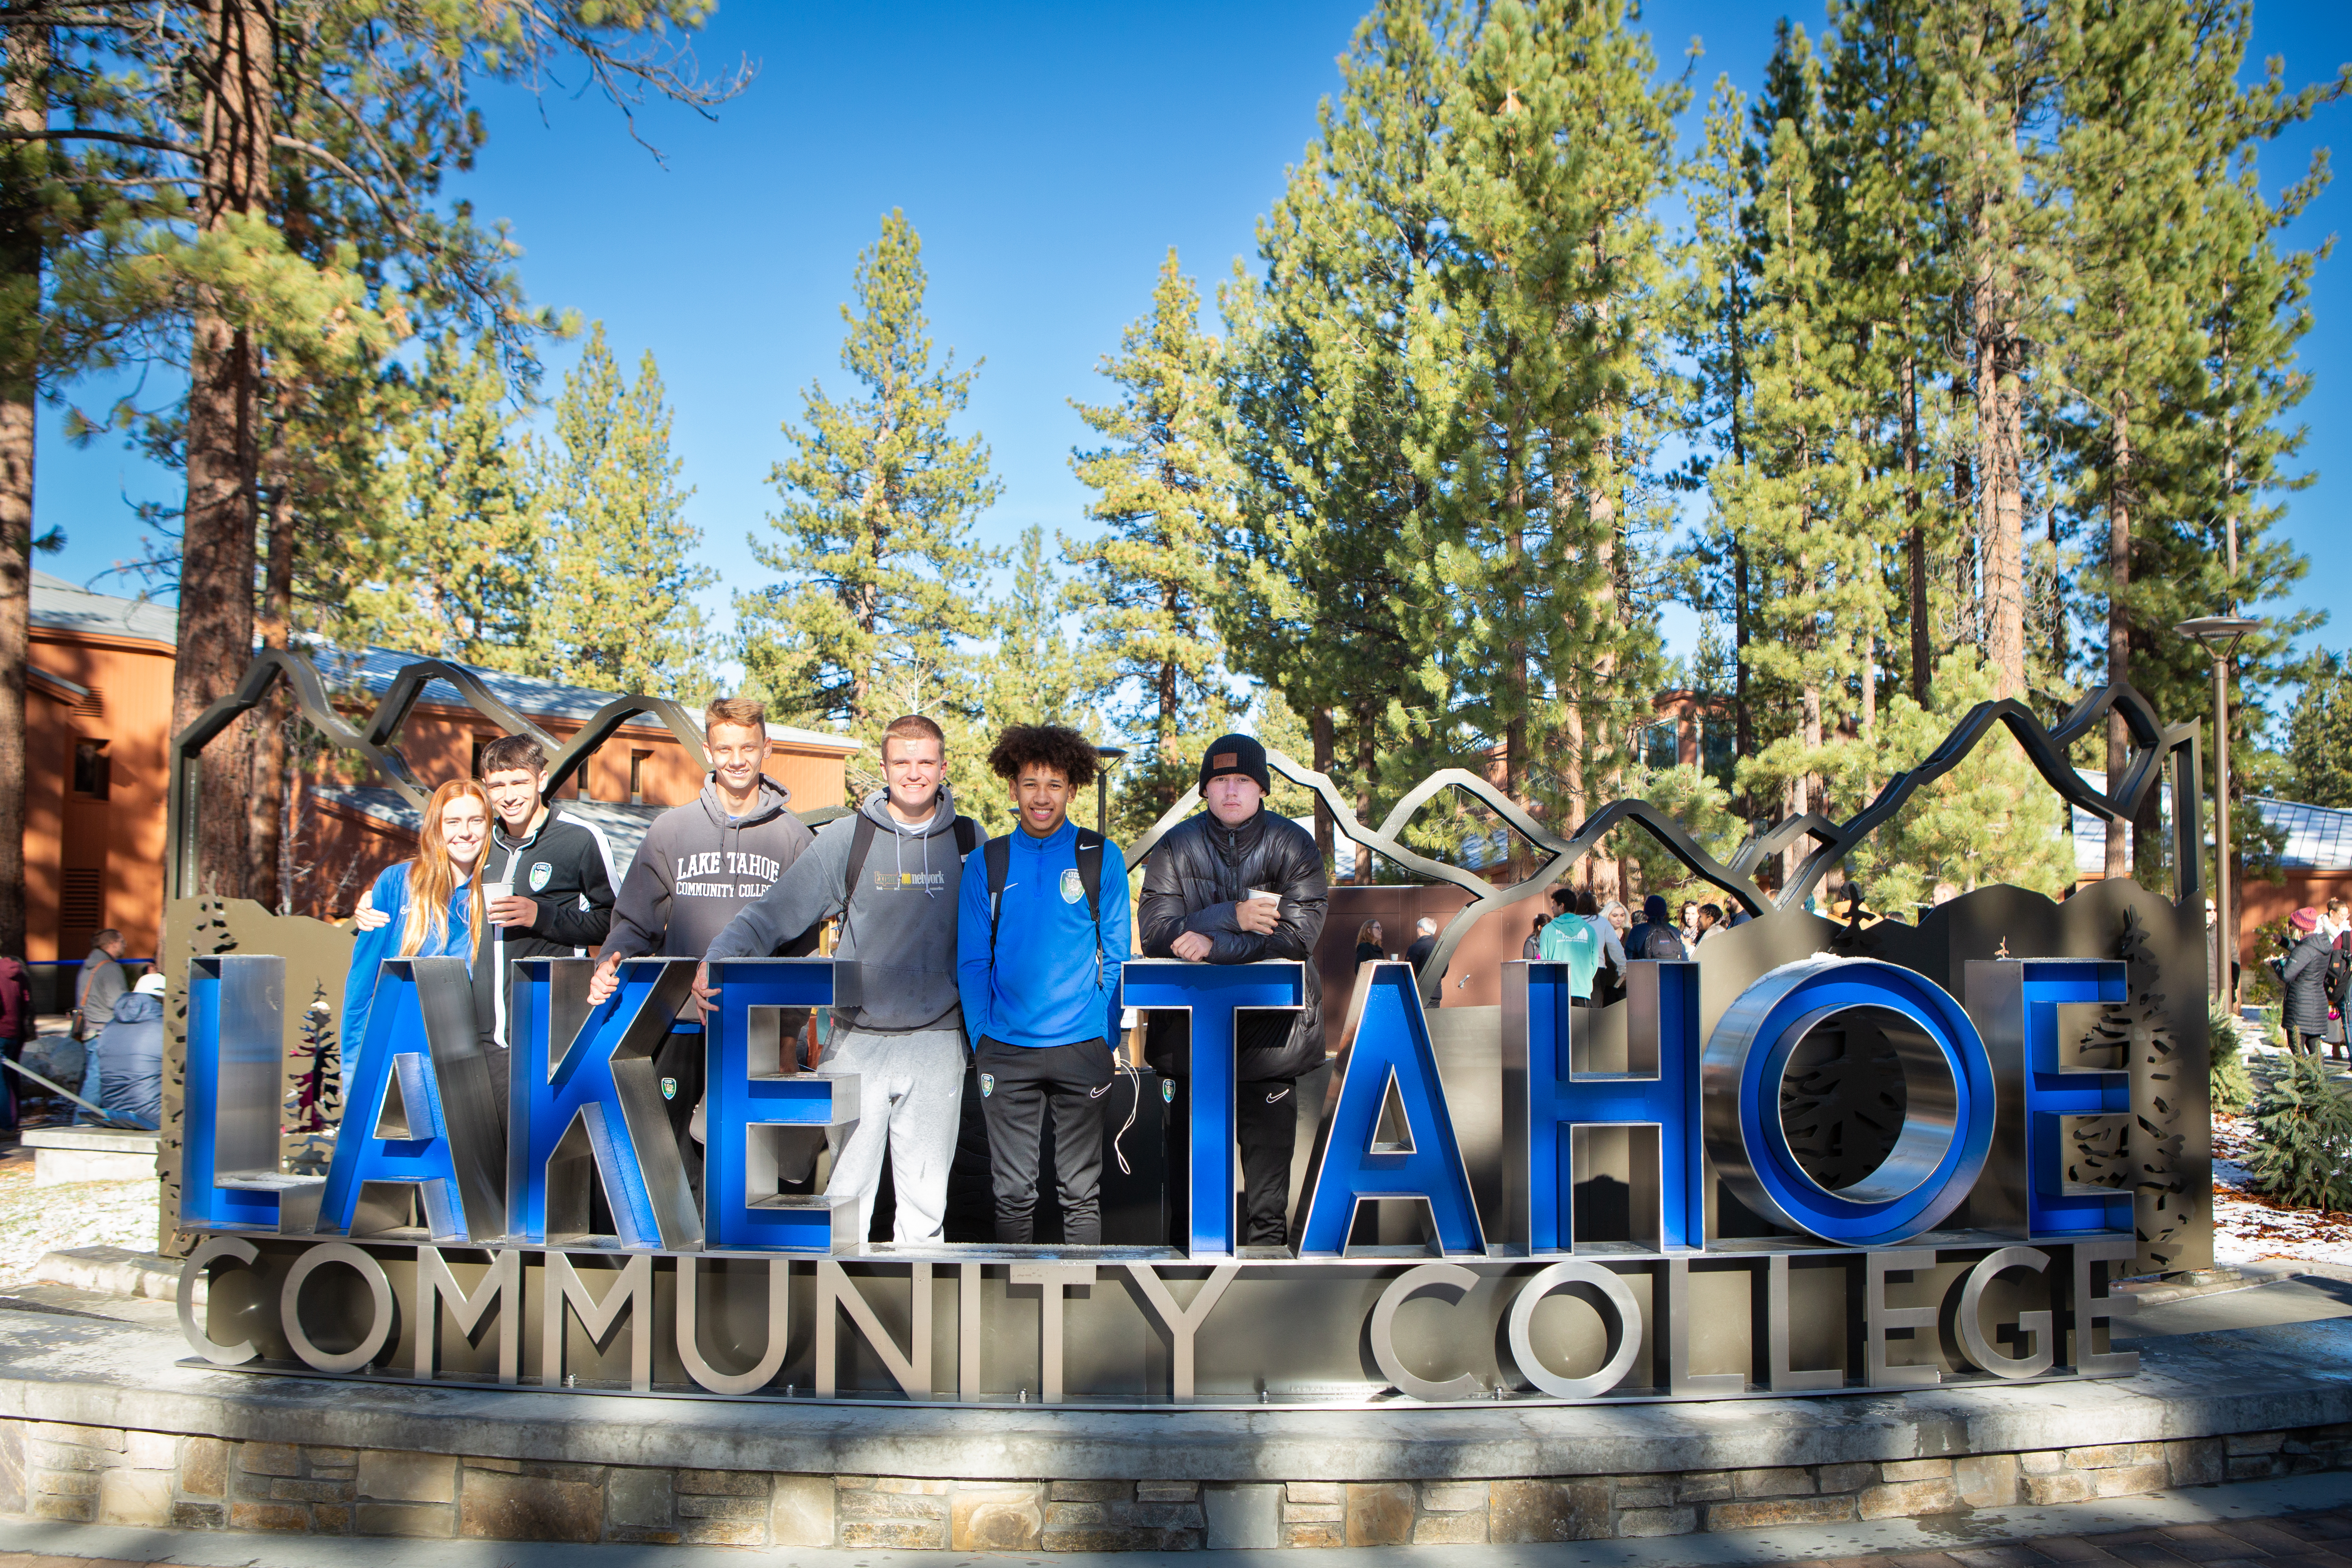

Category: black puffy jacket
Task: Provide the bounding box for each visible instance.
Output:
[2283,932,2334,1036]
[1138,807,1331,1082]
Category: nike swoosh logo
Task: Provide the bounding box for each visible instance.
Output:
[1089,1083,1112,1099]
[1265,1088,1290,1103]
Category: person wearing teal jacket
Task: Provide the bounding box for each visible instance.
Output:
[343,780,491,1081]
[1538,885,1620,1004]
[957,725,1130,1246]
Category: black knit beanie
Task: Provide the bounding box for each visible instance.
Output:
[1198,734,1272,796]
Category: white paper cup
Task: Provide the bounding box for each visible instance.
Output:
[483,881,514,904]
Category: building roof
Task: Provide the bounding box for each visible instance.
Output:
[28,573,856,752]
[29,571,177,647]
[313,784,850,872]
[2248,796,2352,873]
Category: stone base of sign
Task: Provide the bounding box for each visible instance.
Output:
[2,1307,2348,1552]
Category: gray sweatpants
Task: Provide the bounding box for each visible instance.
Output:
[823,1026,964,1246]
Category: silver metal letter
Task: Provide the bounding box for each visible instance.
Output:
[542,1250,654,1392]
[2071,1237,2140,1377]
[816,1260,933,1400]
[1765,1254,1842,1391]
[177,1236,261,1366]
[282,1242,396,1374]
[1662,1258,1744,1395]
[1368,1261,1483,1402]
[414,1246,520,1383]
[1503,1260,1644,1400]
[1955,1246,2053,1379]
[1011,1263,1096,1405]
[676,1256,791,1395]
[1864,1249,1941,1388]
[1124,1263,1240,1402]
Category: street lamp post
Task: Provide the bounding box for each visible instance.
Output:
[1094,746,1127,837]
[2175,614,2262,1013]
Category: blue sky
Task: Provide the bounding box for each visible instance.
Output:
[34,0,2352,706]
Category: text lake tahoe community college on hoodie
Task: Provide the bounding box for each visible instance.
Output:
[602,775,821,970]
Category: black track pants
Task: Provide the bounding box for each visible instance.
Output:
[1165,1076,1301,1249]
[976,1037,1112,1245]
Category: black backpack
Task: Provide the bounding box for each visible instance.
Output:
[847,811,983,898]
[1644,924,1688,962]
[982,828,1105,960]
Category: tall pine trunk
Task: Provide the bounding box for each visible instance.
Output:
[2102,391,2134,879]
[1900,260,1929,708]
[175,0,275,897]
[1974,257,2026,697]
[249,439,295,908]
[0,21,45,958]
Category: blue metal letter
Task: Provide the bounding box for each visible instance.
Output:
[315,958,504,1241]
[1293,961,1487,1256]
[1965,959,2134,1239]
[1705,957,1995,1248]
[1502,959,1704,1252]
[1118,958,1304,1257]
[705,958,863,1252]
[509,957,701,1250]
[183,955,320,1231]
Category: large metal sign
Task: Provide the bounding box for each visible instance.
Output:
[164,669,2207,1405]
[175,881,2192,1407]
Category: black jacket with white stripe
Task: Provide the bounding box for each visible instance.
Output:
[472,799,618,1050]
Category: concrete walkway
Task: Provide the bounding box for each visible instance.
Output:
[0,1473,2345,1568]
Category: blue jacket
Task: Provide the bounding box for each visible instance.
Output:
[957,819,1129,1050]
[89,990,163,1129]
[343,862,478,1063]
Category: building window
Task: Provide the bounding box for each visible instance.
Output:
[470,735,494,778]
[71,738,111,799]
[629,750,653,805]
[577,744,597,802]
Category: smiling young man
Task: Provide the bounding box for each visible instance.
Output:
[957,725,1129,1247]
[588,698,819,1161]
[473,735,617,1123]
[694,714,981,1246]
[1138,733,1329,1251]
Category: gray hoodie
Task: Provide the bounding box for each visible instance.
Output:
[600,775,820,964]
[704,787,971,1034]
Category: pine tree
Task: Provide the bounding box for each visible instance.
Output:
[739,210,1002,764]
[535,323,713,698]
[984,524,1093,733]
[349,337,541,670]
[2284,653,2352,808]
[1066,248,1238,821]
[2246,1054,2352,1213]
[1221,0,1462,871]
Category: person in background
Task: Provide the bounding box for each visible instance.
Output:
[345,779,492,1072]
[1537,887,1605,1006]
[2282,907,2332,1058]
[1405,916,1441,976]
[1695,904,1725,944]
[1679,901,1703,947]
[1595,899,1632,1003]
[1524,912,1549,960]
[1355,920,1385,968]
[82,971,164,1130]
[0,950,29,1134]
[73,929,127,1050]
[473,734,618,1126]
[1625,894,1687,961]
[958,725,1129,1246]
[1139,733,1330,1251]
[2327,896,2350,1063]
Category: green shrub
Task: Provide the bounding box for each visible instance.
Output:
[2209,1002,2256,1114]
[2246,1054,2352,1211]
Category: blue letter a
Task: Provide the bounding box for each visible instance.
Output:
[316,957,504,1241]
[1293,962,1486,1256]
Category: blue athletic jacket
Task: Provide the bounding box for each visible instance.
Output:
[343,862,479,1063]
[955,819,1129,1050]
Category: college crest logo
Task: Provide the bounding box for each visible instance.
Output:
[1161,1078,1174,1104]
[659,1077,677,1101]
[980,1073,994,1098]
[1059,868,1084,904]
[529,861,552,892]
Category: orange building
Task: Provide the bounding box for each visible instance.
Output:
[23,573,859,959]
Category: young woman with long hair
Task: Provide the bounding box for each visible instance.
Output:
[341,779,492,1065]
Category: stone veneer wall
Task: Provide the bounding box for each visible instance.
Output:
[0,1419,2346,1551]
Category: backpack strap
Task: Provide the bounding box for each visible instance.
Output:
[954,815,980,857]
[986,828,1107,960]
[847,812,876,901]
[985,835,1013,956]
